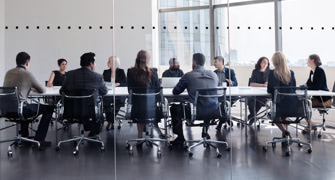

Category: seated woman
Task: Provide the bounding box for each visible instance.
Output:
[103,56,127,130]
[267,52,296,139]
[304,54,332,132]
[247,57,270,125]
[127,50,160,138]
[47,59,67,87]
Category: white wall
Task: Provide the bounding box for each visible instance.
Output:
[4,0,157,83]
[0,0,5,85]
[4,0,114,83]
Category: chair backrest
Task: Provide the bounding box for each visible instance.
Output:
[192,87,226,121]
[272,86,311,120]
[248,78,252,86]
[128,87,163,121]
[61,89,98,120]
[0,87,20,118]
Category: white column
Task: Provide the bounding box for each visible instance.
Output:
[0,0,5,85]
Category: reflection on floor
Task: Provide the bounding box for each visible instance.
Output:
[1,103,335,180]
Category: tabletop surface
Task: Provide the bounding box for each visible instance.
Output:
[30,86,335,97]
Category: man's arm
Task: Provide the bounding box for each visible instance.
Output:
[98,75,108,96]
[29,72,45,93]
[173,75,188,95]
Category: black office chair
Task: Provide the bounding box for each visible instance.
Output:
[125,87,169,158]
[0,87,41,157]
[56,89,104,156]
[185,87,230,158]
[263,87,312,156]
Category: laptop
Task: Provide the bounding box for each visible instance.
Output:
[161,77,181,88]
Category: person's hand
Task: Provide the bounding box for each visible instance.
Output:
[115,83,120,87]
[264,82,268,87]
[46,82,53,87]
[226,79,232,86]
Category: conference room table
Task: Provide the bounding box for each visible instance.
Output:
[30,86,335,138]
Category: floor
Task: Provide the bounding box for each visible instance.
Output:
[1,103,335,180]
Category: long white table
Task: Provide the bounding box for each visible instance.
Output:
[30,86,335,138]
[30,86,335,97]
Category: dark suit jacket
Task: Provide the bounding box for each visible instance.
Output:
[102,68,127,87]
[267,70,298,118]
[267,70,296,97]
[214,67,238,86]
[306,66,331,102]
[60,67,108,97]
[127,68,160,120]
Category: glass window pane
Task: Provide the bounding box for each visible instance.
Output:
[160,0,209,9]
[160,9,210,66]
[215,2,275,66]
[282,0,335,66]
[214,0,255,4]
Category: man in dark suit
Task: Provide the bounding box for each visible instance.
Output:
[60,52,108,136]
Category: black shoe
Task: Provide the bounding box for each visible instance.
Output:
[106,122,114,131]
[201,132,211,139]
[171,137,185,147]
[88,131,99,137]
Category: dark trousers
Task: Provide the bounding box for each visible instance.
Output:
[247,97,266,119]
[21,104,54,141]
[170,104,191,140]
[103,97,122,123]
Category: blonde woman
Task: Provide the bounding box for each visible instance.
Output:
[102,56,127,130]
[267,52,296,141]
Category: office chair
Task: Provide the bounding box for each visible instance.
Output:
[0,87,41,157]
[185,87,231,158]
[56,89,104,156]
[307,81,335,138]
[125,87,169,158]
[263,87,312,156]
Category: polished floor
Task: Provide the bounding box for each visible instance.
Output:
[1,104,335,180]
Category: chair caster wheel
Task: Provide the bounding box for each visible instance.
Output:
[101,146,105,152]
[7,151,13,158]
[217,153,222,158]
[263,146,267,152]
[318,134,322,138]
[226,147,231,152]
[55,147,60,151]
[237,123,240,126]
[73,150,78,156]
[272,143,276,148]
[285,151,290,157]
[298,143,303,148]
[307,149,312,154]
[257,125,260,128]
[188,152,193,157]
[126,144,130,150]
[117,125,121,130]
[223,124,227,129]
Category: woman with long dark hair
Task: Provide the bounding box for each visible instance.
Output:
[247,57,270,125]
[127,50,160,138]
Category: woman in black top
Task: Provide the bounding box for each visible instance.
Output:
[127,50,160,138]
[103,56,127,130]
[304,54,332,132]
[47,59,67,87]
[267,52,296,138]
[247,57,270,125]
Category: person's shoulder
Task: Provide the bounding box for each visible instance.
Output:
[316,66,325,73]
[116,68,125,73]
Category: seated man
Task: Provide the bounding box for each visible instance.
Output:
[60,52,108,136]
[162,58,184,77]
[213,56,238,130]
[170,53,219,147]
[4,52,54,148]
[213,56,238,87]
